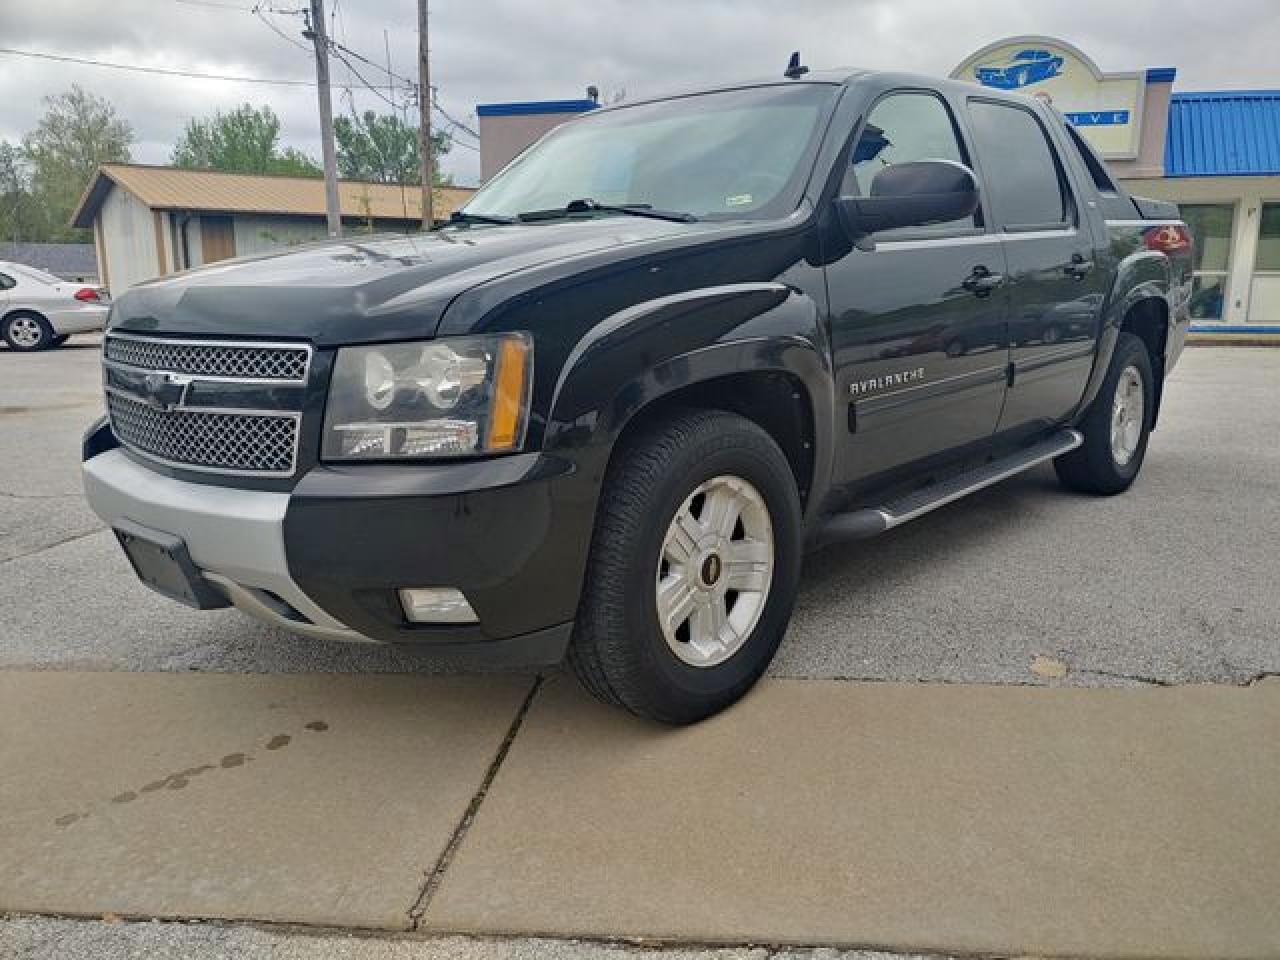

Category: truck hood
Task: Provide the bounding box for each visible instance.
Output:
[109,218,718,346]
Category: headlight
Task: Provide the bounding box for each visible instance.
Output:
[322,333,532,460]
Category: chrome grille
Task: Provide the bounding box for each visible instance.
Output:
[107,391,299,475]
[104,334,310,382]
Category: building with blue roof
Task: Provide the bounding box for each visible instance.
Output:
[952,37,1280,334]
[479,43,1279,333]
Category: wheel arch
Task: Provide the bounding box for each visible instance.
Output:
[2,306,50,324]
[1075,251,1172,421]
[545,283,837,522]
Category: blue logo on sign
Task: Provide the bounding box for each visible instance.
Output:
[974,49,1064,90]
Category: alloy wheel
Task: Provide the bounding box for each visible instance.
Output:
[655,474,775,668]
[1110,364,1145,466]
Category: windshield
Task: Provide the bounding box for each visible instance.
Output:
[464,84,839,222]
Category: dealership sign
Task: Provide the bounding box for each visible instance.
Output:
[951,37,1145,159]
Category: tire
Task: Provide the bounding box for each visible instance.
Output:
[2,312,56,352]
[50,334,70,347]
[1054,332,1154,495]
[568,409,803,724]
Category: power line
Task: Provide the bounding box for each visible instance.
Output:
[252,6,311,56]
[0,45,402,90]
[0,46,312,86]
[330,39,416,90]
[328,46,403,112]
[431,91,479,141]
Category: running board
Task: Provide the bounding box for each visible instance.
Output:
[818,428,1083,543]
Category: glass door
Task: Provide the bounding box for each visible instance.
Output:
[1249,203,1280,326]
[1180,204,1235,323]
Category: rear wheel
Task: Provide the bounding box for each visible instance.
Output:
[569,409,802,724]
[1055,332,1154,494]
[2,312,55,352]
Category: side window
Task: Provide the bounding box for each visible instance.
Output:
[847,92,976,231]
[967,100,1068,229]
[0,273,14,291]
[1062,121,1116,193]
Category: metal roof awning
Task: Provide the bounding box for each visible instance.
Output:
[71,163,475,228]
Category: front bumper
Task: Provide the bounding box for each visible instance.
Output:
[82,442,592,665]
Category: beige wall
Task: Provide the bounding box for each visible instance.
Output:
[479,112,582,182]
[1107,79,1172,180]
[99,185,160,295]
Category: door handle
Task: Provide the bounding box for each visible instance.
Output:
[962,265,1004,297]
[1065,253,1094,279]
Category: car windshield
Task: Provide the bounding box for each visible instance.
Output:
[462,84,839,223]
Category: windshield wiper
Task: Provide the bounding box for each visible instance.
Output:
[518,198,699,224]
[446,211,517,226]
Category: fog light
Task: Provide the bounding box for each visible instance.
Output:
[399,587,478,624]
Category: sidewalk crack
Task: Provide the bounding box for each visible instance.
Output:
[0,527,105,567]
[406,674,544,930]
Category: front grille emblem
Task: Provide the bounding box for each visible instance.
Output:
[139,371,192,412]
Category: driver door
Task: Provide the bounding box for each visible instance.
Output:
[824,90,1010,494]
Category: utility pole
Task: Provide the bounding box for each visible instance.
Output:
[417,0,434,230]
[307,0,342,237]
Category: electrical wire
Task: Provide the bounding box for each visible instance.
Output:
[431,91,479,141]
[252,5,311,55]
[0,46,315,86]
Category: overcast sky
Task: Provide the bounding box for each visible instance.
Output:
[2,0,1277,186]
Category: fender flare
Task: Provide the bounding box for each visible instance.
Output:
[1076,251,1171,417]
[545,282,837,514]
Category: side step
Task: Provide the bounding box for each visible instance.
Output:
[818,428,1083,543]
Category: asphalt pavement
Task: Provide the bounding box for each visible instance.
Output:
[3,338,1277,687]
[3,337,1279,960]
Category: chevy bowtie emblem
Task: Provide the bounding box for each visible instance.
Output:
[139,371,192,412]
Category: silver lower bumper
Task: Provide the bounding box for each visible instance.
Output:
[83,449,364,641]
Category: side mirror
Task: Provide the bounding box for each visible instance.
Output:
[837,159,980,240]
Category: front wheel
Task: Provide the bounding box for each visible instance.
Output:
[1055,332,1154,494]
[2,312,56,352]
[569,409,802,724]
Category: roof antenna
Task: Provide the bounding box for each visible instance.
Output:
[784,51,809,79]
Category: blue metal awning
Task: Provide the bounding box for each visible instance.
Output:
[476,100,598,118]
[1166,90,1280,177]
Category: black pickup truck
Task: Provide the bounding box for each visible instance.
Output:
[83,67,1192,722]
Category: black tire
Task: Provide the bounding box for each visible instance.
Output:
[2,312,56,352]
[1055,332,1154,495]
[568,409,803,724]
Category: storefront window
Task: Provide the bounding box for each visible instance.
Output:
[1256,203,1280,273]
[1182,203,1235,321]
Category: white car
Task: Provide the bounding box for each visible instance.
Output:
[0,261,110,351]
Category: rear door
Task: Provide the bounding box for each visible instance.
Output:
[825,89,1010,495]
[964,98,1107,438]
[0,271,13,313]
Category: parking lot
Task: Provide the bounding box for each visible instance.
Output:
[3,338,1280,959]
[3,337,1278,685]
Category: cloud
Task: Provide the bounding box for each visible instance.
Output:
[1,0,1276,186]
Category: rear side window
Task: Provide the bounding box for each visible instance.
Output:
[1062,121,1116,193]
[847,92,976,231]
[0,272,15,291]
[967,100,1067,229]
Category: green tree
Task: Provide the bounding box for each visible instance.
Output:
[21,85,133,242]
[0,141,43,244]
[333,110,451,185]
[171,104,320,176]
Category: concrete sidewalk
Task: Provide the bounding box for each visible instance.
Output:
[2,671,1278,958]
